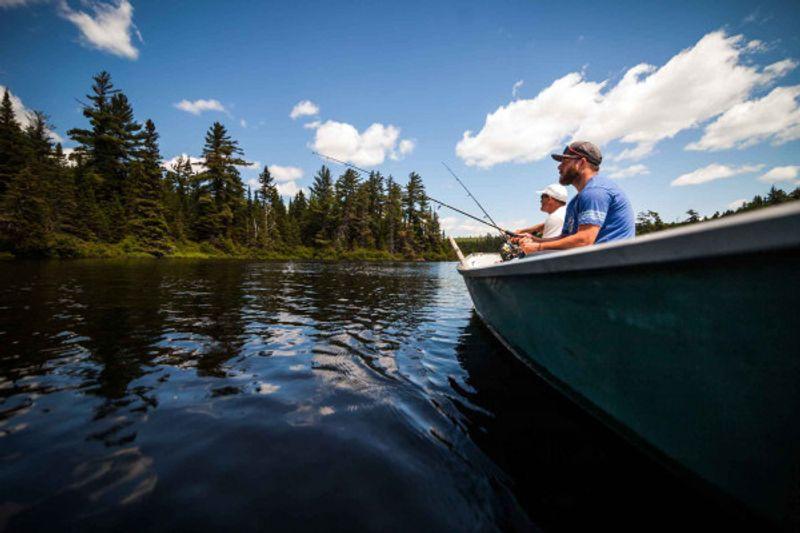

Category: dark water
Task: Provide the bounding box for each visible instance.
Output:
[0,260,755,532]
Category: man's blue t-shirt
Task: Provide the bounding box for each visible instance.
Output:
[561,176,635,243]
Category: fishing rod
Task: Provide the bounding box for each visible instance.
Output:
[424,195,520,237]
[312,151,520,238]
[312,151,375,175]
[441,162,499,229]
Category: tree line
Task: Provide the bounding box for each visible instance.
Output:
[0,72,450,260]
[635,185,800,235]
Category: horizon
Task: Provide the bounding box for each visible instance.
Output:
[2,0,799,236]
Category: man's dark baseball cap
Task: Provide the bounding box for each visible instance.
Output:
[551,141,602,166]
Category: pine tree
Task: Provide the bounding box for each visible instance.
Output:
[1,167,49,255]
[384,176,404,254]
[128,120,171,256]
[52,143,80,236]
[285,190,306,246]
[403,172,427,254]
[306,165,335,246]
[0,88,25,198]
[197,122,248,243]
[67,72,143,241]
[333,168,360,248]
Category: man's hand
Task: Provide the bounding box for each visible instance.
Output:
[518,237,541,254]
[510,232,532,245]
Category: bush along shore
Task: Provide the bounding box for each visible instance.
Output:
[0,72,452,261]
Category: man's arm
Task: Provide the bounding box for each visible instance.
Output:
[518,224,600,254]
[515,222,544,235]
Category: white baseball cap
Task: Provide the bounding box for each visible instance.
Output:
[537,183,568,203]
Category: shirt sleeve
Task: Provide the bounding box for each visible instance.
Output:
[576,188,610,227]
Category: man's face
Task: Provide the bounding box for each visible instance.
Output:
[539,194,554,213]
[557,157,582,186]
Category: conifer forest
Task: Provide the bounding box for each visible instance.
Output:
[0,72,451,260]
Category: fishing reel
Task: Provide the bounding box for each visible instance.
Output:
[500,241,524,261]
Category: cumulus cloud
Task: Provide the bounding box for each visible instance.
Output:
[290,100,319,120]
[173,99,227,116]
[727,198,748,210]
[758,165,800,183]
[440,216,527,237]
[686,85,800,151]
[670,163,763,187]
[269,165,303,182]
[456,31,795,168]
[303,120,321,130]
[608,164,650,179]
[276,181,302,197]
[311,120,414,166]
[162,153,207,173]
[59,0,140,60]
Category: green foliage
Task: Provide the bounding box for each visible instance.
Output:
[0,71,456,261]
[636,185,800,235]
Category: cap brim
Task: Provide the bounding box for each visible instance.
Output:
[551,154,578,162]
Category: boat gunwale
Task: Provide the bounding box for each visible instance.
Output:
[458,202,800,278]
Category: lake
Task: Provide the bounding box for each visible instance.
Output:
[0,260,750,531]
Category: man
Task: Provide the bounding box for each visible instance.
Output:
[513,141,634,254]
[515,183,568,239]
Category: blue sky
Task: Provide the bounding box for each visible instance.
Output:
[2,0,799,235]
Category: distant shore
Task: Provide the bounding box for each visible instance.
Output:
[0,236,454,262]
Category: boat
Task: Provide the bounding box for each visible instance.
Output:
[455,202,800,526]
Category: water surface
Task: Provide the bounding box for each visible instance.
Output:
[0,260,749,531]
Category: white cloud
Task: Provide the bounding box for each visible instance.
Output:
[290,100,319,120]
[311,120,414,166]
[162,153,207,173]
[758,165,800,183]
[456,72,603,167]
[303,120,321,130]
[686,85,800,151]
[670,163,763,187]
[269,165,303,182]
[276,181,302,197]
[764,59,797,78]
[456,31,795,168]
[442,217,528,237]
[239,119,247,128]
[512,80,524,98]
[173,99,227,116]
[390,138,416,160]
[727,198,747,210]
[1,85,62,142]
[608,164,649,179]
[61,147,77,166]
[59,0,140,60]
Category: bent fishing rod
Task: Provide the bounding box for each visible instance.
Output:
[441,162,499,229]
[313,151,520,238]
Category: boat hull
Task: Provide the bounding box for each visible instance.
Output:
[459,207,800,526]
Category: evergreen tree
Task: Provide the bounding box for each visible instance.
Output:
[0,88,24,198]
[51,143,80,236]
[1,167,48,255]
[128,120,171,256]
[306,165,335,246]
[196,122,248,243]
[333,168,360,248]
[285,190,306,246]
[403,172,427,253]
[384,176,404,254]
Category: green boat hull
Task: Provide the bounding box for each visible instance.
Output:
[459,207,800,526]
